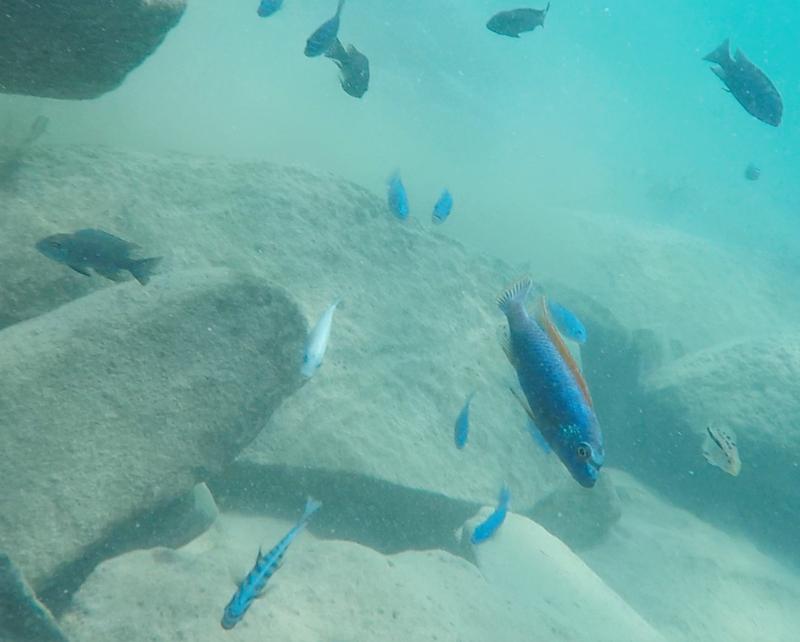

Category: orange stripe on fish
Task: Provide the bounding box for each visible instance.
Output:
[536,295,594,409]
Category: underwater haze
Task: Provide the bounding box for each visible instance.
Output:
[2,1,800,641]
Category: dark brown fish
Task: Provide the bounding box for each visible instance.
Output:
[35,228,161,285]
[486,3,550,38]
[325,38,370,99]
[703,39,783,127]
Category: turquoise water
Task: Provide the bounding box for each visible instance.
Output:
[2,1,800,641]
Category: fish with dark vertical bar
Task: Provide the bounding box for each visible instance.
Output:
[221,497,321,629]
[497,278,604,487]
[703,39,783,127]
[486,4,550,38]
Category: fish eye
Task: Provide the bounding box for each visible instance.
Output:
[576,442,591,461]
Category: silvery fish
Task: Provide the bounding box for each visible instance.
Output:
[35,228,161,285]
[432,189,453,225]
[703,39,783,127]
[257,0,283,18]
[486,4,550,38]
[454,392,475,449]
[221,497,321,630]
[301,299,340,378]
[548,300,587,344]
[471,484,510,544]
[702,425,741,476]
[387,172,409,220]
[304,0,345,57]
[498,278,604,487]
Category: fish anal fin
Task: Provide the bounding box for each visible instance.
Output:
[537,296,594,408]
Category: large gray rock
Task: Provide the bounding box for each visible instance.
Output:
[580,470,800,642]
[1,145,575,542]
[0,269,306,594]
[0,1,185,99]
[635,336,800,560]
[60,511,664,642]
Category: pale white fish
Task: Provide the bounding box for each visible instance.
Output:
[301,299,340,378]
[702,425,741,476]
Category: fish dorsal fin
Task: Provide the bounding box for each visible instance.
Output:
[536,296,594,408]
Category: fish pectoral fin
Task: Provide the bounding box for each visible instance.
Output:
[508,386,538,423]
[67,264,92,277]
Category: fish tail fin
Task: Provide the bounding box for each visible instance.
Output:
[336,0,346,16]
[387,169,401,186]
[497,277,533,315]
[128,256,162,285]
[300,497,322,524]
[499,483,511,508]
[703,38,731,66]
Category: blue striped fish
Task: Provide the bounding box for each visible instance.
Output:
[221,497,321,629]
[497,278,604,487]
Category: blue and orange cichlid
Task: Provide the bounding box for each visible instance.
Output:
[221,497,321,629]
[497,278,604,487]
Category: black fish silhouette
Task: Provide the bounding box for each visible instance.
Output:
[486,4,550,38]
[703,39,782,127]
[326,38,370,98]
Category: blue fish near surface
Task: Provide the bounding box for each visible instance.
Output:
[387,172,409,220]
[304,0,345,57]
[257,0,283,17]
[454,392,475,449]
[498,278,604,488]
[471,484,510,544]
[432,189,453,224]
[221,497,321,630]
[547,300,587,344]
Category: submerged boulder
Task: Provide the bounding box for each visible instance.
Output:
[0,269,306,594]
[0,0,186,99]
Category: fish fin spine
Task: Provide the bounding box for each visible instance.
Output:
[497,277,533,314]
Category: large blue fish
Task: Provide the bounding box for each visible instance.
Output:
[257,0,283,17]
[497,278,604,487]
[387,172,409,220]
[304,0,345,57]
[221,497,321,629]
[432,189,453,224]
[547,300,587,344]
[471,484,510,544]
[454,392,475,449]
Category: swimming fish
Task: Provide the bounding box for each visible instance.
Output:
[744,163,761,181]
[221,497,321,630]
[304,0,345,57]
[301,299,340,378]
[387,172,409,220]
[35,228,161,285]
[432,189,453,225]
[702,425,741,476]
[703,39,783,127]
[497,278,604,487]
[454,392,475,449]
[471,484,510,544]
[486,4,550,38]
[326,38,370,98]
[547,300,587,344]
[256,0,283,18]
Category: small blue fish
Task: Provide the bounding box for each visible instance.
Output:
[387,172,409,220]
[304,0,345,57]
[471,484,510,544]
[547,300,587,344]
[454,392,475,449]
[221,497,321,630]
[257,0,283,17]
[432,189,453,224]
